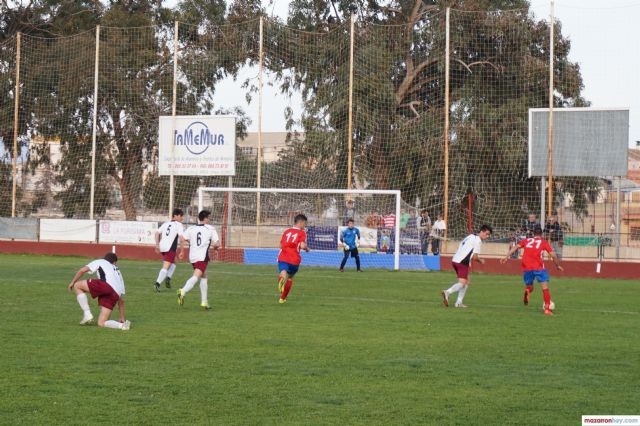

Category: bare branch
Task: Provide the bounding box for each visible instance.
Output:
[454,58,501,74]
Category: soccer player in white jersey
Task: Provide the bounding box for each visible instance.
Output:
[67,252,130,330]
[154,208,185,292]
[441,224,493,308]
[177,210,220,309]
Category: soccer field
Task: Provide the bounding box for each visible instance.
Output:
[0,254,638,425]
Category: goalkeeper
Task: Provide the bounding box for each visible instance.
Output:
[339,218,362,272]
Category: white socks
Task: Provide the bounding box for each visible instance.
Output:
[182,276,198,294]
[456,286,468,305]
[446,283,463,294]
[76,293,91,316]
[104,320,123,329]
[199,278,208,304]
[156,268,168,284]
[167,263,176,278]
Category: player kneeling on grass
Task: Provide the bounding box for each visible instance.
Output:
[500,226,563,316]
[441,224,492,308]
[177,209,220,310]
[340,218,362,272]
[277,213,310,304]
[154,208,185,292]
[67,252,130,330]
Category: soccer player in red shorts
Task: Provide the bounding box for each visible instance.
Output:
[67,252,130,330]
[501,226,563,315]
[441,225,492,308]
[154,208,185,291]
[178,210,220,310]
[277,213,310,304]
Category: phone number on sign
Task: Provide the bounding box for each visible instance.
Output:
[168,163,231,169]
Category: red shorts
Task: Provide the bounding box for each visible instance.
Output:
[192,261,208,273]
[162,251,177,263]
[452,262,470,280]
[87,279,120,310]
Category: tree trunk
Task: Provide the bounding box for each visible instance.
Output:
[119,168,138,221]
[371,131,390,189]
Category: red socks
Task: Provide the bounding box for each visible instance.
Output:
[281,279,293,300]
[542,288,551,309]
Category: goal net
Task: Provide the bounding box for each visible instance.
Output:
[196,187,438,271]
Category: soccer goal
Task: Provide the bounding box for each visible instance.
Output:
[196,187,429,271]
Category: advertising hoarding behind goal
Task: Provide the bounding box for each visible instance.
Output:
[158,115,236,176]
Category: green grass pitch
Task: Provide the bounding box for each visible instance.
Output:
[0,254,638,425]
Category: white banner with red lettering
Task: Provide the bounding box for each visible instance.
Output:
[98,221,158,245]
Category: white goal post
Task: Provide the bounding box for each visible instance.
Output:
[198,187,402,270]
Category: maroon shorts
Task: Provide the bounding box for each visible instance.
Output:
[452,262,470,280]
[162,251,177,263]
[87,279,120,310]
[192,261,209,273]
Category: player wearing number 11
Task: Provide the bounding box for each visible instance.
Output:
[277,214,310,304]
[501,226,563,316]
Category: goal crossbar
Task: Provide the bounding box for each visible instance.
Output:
[198,187,402,270]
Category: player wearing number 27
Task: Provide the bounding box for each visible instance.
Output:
[154,208,185,292]
[177,210,220,310]
[501,226,563,316]
[277,214,310,304]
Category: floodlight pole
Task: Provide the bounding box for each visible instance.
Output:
[255,17,265,247]
[90,26,100,220]
[347,13,355,191]
[546,1,555,219]
[11,32,21,218]
[169,20,179,216]
[443,7,451,250]
[615,176,621,260]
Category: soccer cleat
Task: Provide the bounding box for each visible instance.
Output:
[544,309,553,316]
[154,282,161,292]
[454,303,468,308]
[200,303,211,310]
[357,269,363,272]
[278,277,286,293]
[523,289,530,306]
[441,290,449,307]
[80,314,94,325]
[278,298,286,304]
[121,320,131,330]
[177,289,184,306]
[339,268,344,272]
[165,277,171,289]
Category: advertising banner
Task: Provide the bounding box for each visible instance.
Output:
[159,115,236,176]
[306,226,339,250]
[99,220,158,245]
[40,219,96,242]
[338,226,378,251]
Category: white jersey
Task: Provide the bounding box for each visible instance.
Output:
[87,259,125,296]
[452,234,482,266]
[157,220,185,253]
[184,224,219,263]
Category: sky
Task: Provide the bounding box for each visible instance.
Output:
[210,0,640,149]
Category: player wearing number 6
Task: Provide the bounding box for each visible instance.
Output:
[501,226,563,316]
[153,208,184,292]
[177,210,220,310]
[277,213,310,304]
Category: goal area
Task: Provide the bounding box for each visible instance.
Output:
[197,187,440,271]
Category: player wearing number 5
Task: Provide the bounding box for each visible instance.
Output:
[154,208,184,292]
[177,210,220,310]
[277,214,310,304]
[339,218,362,272]
[501,226,563,316]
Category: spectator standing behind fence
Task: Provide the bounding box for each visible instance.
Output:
[430,213,446,255]
[342,200,356,226]
[418,210,432,254]
[399,209,411,228]
[523,213,540,238]
[365,210,384,229]
[544,215,564,260]
[383,211,396,229]
[406,210,418,229]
